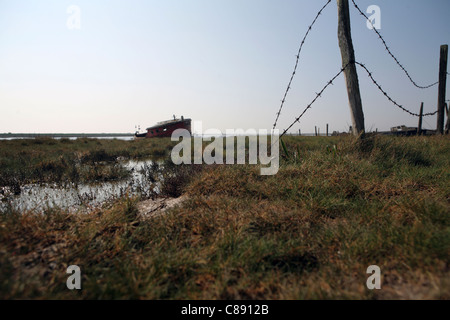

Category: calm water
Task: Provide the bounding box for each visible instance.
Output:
[0,159,158,213]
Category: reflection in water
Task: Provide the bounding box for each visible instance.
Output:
[0,159,158,213]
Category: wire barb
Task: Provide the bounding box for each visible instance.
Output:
[351,0,439,90]
[273,0,332,130]
[355,61,438,117]
[279,63,350,139]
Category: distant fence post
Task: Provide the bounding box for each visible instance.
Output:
[417,102,424,135]
[337,0,365,138]
[315,126,318,136]
[437,44,448,134]
[326,124,329,136]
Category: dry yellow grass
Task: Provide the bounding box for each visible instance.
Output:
[0,135,449,299]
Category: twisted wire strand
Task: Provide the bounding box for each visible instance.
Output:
[279,63,350,139]
[351,0,439,89]
[355,61,438,117]
[273,0,332,130]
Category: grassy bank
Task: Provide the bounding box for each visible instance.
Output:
[0,135,449,299]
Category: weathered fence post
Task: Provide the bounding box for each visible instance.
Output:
[315,126,318,136]
[326,124,329,136]
[437,45,448,134]
[417,102,424,135]
[337,0,365,137]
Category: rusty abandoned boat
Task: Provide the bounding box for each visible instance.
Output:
[135,115,192,139]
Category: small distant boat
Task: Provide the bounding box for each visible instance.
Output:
[135,115,192,139]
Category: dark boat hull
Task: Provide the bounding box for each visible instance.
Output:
[135,118,191,139]
[134,132,147,139]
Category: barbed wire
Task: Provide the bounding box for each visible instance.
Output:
[351,0,439,90]
[279,63,350,139]
[273,1,444,140]
[273,0,332,130]
[355,61,438,117]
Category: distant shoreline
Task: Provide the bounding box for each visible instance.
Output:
[0,129,437,139]
[0,133,135,138]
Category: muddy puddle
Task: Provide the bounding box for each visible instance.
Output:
[0,159,159,213]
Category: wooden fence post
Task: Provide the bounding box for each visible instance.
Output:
[315,126,318,136]
[417,102,424,135]
[337,0,365,137]
[326,124,329,136]
[437,45,448,134]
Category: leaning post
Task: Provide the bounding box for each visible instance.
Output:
[337,0,365,138]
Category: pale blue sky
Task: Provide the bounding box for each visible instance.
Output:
[0,0,448,133]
